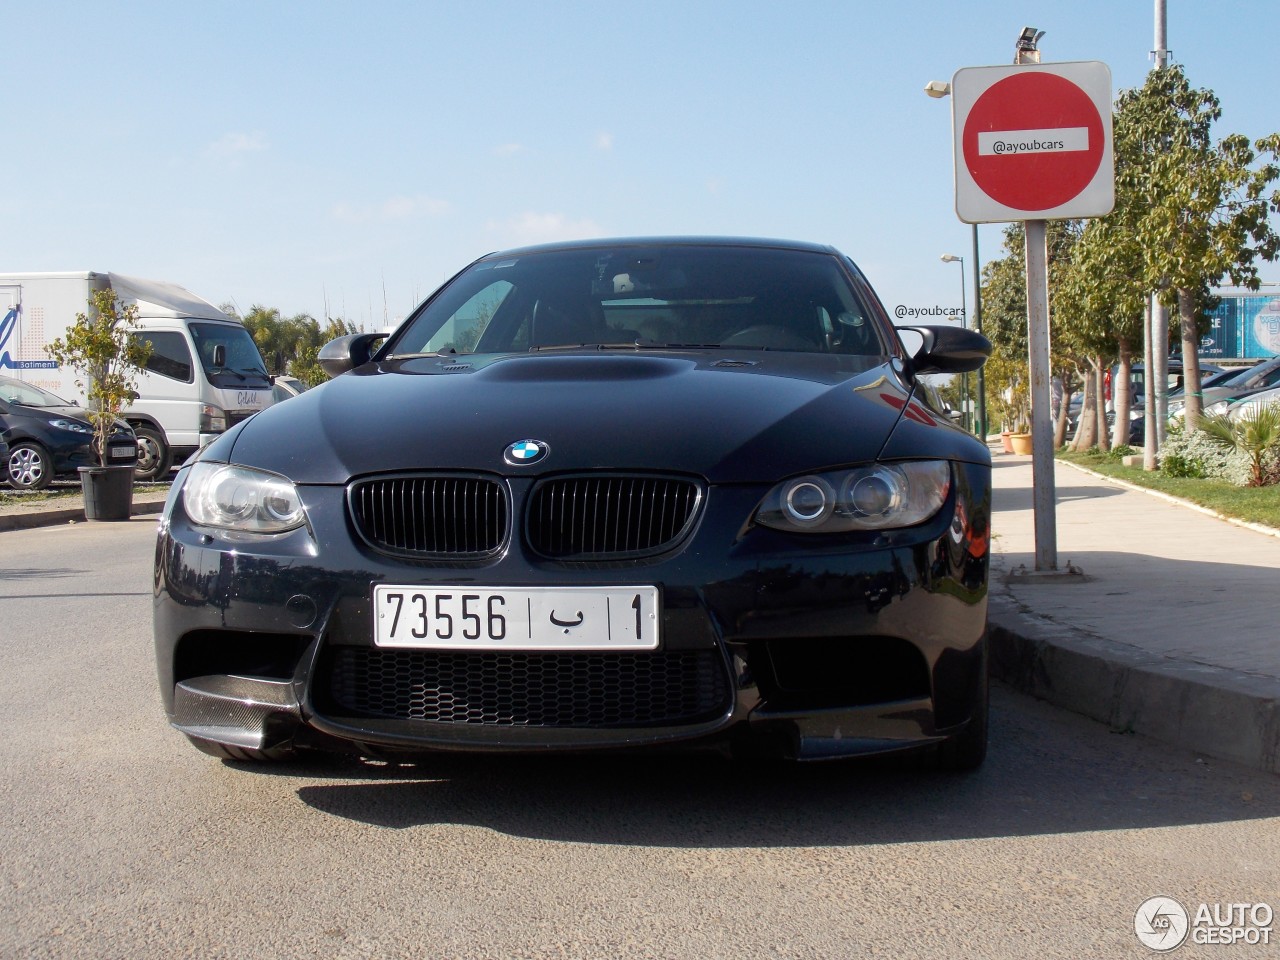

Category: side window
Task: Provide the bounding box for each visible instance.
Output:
[423,281,514,354]
[134,331,194,383]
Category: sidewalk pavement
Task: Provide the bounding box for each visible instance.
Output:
[989,449,1280,775]
[3,457,1278,774]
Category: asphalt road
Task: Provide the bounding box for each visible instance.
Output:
[2,519,1278,959]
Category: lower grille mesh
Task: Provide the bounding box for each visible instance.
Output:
[324,647,730,727]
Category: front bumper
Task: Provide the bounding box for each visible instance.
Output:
[154,462,990,761]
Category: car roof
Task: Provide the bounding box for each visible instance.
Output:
[473,236,842,262]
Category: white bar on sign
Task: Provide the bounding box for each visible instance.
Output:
[977,127,1090,157]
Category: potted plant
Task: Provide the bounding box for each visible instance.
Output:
[45,288,151,520]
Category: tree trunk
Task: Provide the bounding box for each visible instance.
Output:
[1112,339,1133,449]
[1093,356,1110,453]
[1071,367,1098,451]
[1178,287,1204,425]
[1055,385,1073,448]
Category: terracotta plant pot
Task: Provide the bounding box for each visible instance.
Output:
[1000,432,1014,453]
[1009,433,1033,455]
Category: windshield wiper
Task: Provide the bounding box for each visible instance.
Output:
[384,350,458,360]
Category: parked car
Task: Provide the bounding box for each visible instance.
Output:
[271,375,309,403]
[1198,365,1258,391]
[153,237,994,771]
[1064,360,1224,439]
[0,376,138,490]
[1169,357,1280,420]
[1222,384,1280,420]
[0,272,274,482]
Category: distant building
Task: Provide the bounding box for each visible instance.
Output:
[1202,288,1280,359]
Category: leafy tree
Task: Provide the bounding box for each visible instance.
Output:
[979,222,1080,439]
[1059,209,1147,448]
[45,288,152,465]
[1117,65,1280,423]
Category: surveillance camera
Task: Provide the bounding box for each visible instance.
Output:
[923,80,951,99]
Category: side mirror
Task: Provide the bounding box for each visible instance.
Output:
[898,325,991,375]
[318,333,388,378]
[212,344,227,369]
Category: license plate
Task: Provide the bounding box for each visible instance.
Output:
[109,445,135,460]
[372,585,660,651]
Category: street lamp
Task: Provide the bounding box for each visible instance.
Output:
[924,80,989,440]
[940,253,971,432]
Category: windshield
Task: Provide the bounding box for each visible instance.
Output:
[190,322,272,388]
[1222,362,1273,387]
[388,244,889,358]
[0,377,74,407]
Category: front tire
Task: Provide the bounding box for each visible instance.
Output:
[935,665,989,772]
[7,441,52,490]
[133,426,172,481]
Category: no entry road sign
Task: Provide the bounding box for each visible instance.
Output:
[951,61,1113,223]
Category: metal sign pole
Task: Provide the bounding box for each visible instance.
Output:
[1024,219,1058,571]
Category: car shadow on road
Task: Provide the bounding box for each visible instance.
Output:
[270,686,1279,848]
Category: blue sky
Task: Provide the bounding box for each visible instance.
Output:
[4,1,1277,330]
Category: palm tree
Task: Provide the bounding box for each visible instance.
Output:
[1195,405,1280,487]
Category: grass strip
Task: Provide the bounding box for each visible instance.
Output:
[1058,449,1280,530]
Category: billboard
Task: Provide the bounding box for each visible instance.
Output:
[1241,296,1280,358]
[1199,298,1238,359]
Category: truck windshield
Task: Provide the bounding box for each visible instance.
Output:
[190,323,271,387]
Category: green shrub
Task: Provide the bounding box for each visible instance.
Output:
[1160,424,1251,485]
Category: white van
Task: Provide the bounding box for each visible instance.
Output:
[0,272,274,480]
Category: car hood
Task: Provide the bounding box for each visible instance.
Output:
[15,403,92,424]
[12,404,132,432]
[222,352,976,484]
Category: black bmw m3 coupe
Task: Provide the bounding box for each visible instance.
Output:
[154,237,993,769]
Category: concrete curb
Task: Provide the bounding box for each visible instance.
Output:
[0,494,167,532]
[989,592,1280,774]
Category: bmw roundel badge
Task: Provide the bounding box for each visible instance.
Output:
[505,439,549,466]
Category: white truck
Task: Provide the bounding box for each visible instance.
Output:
[0,272,274,480]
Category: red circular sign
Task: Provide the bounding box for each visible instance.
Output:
[962,72,1105,212]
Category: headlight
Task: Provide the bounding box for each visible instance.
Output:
[199,405,228,432]
[183,462,307,533]
[49,418,93,434]
[756,461,951,533]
